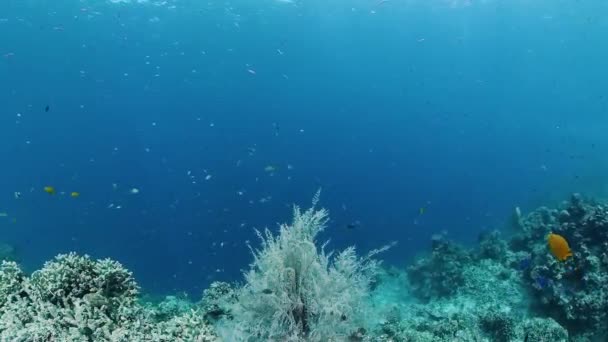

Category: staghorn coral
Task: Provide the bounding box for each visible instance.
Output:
[0,254,217,341]
[0,261,25,310]
[30,253,138,307]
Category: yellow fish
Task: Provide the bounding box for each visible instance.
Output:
[419,207,425,215]
[70,192,80,198]
[547,232,573,261]
[44,186,56,195]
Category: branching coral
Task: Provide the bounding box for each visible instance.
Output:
[0,254,217,341]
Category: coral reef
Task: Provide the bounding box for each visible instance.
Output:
[0,254,216,341]
[218,192,389,341]
[401,193,608,341]
[1,193,606,341]
[406,234,472,300]
[511,193,608,339]
[199,281,237,322]
[380,253,565,341]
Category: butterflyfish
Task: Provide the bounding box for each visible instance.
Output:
[43,186,56,195]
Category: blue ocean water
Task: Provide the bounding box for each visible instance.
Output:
[1,0,607,296]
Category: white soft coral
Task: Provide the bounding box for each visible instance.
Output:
[221,191,387,341]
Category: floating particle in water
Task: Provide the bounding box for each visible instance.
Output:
[129,188,140,194]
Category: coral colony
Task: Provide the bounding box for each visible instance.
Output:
[0,193,607,340]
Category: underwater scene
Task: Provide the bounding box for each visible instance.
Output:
[1,0,608,341]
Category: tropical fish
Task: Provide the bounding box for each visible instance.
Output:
[547,232,573,261]
[345,220,361,230]
[264,165,277,173]
[43,186,56,195]
[0,212,7,217]
[70,192,80,198]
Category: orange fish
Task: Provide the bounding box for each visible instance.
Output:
[547,233,573,261]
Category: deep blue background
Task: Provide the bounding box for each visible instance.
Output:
[1,0,607,296]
